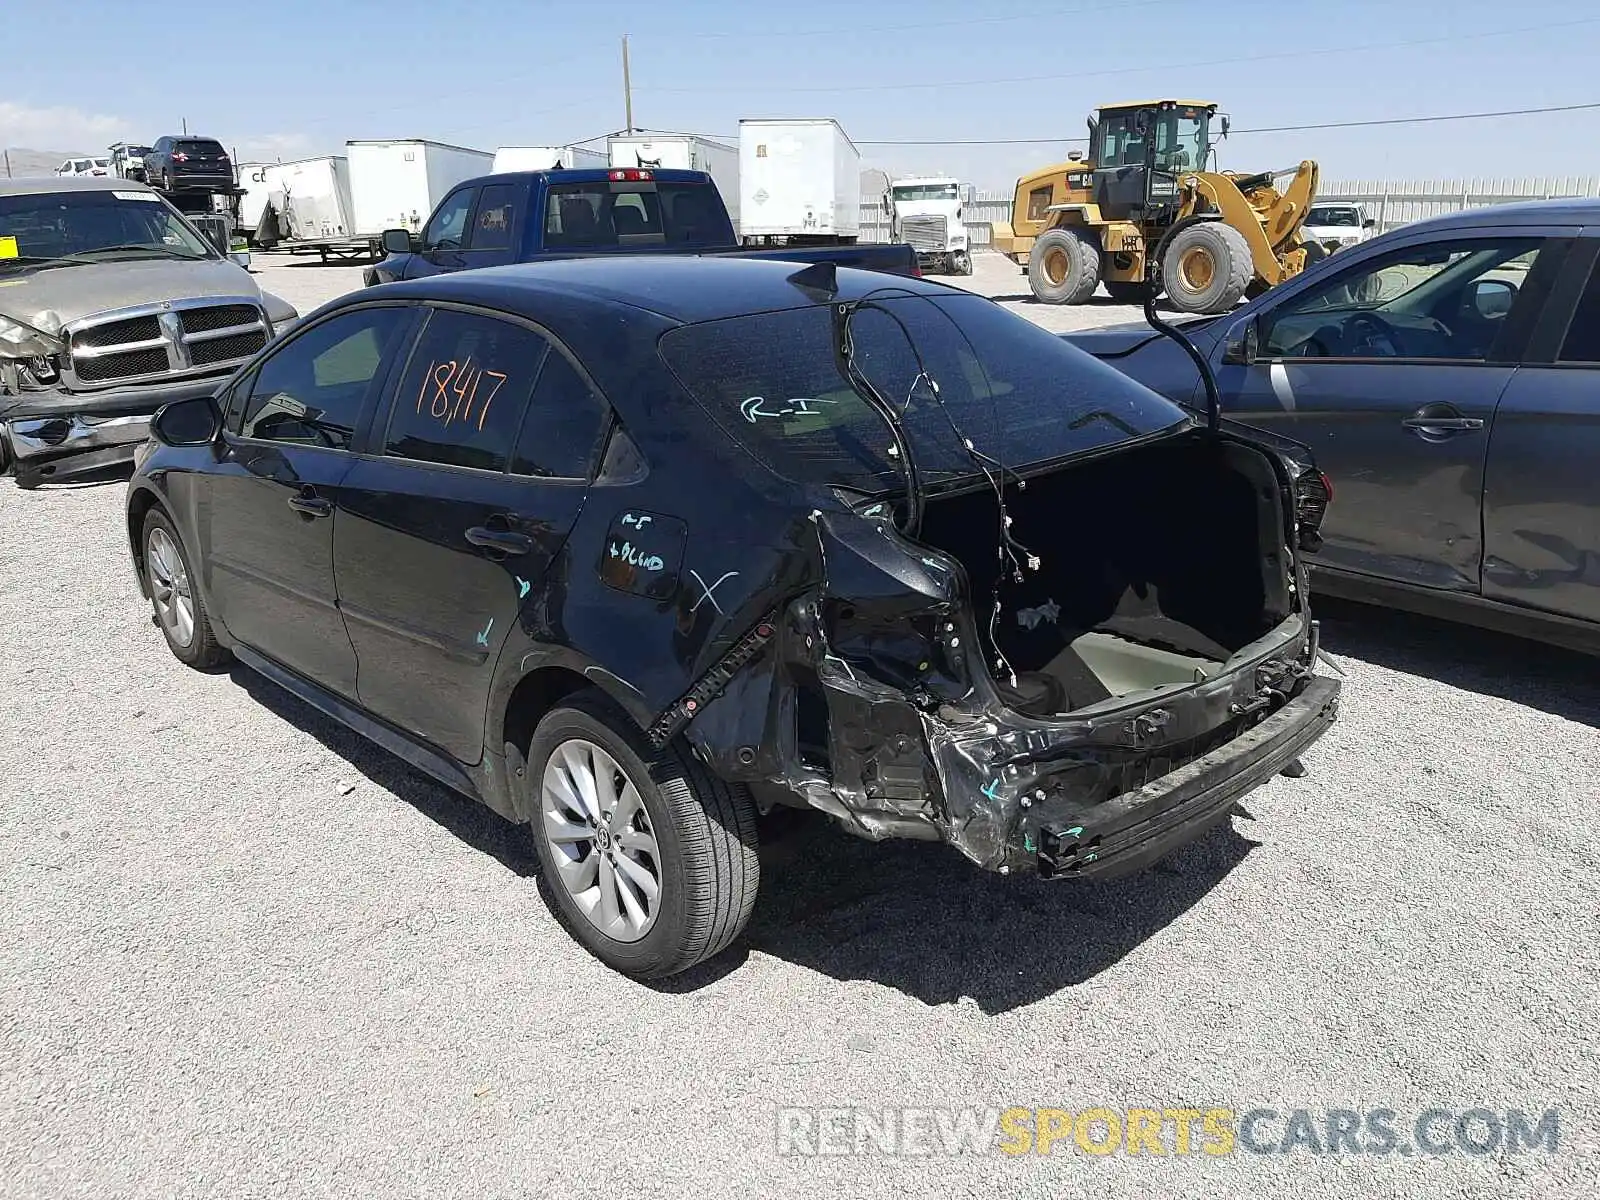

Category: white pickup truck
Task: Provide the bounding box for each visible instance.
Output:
[1302,202,1377,254]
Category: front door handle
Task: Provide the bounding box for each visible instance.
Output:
[1402,416,1483,431]
[465,526,534,555]
[287,488,333,518]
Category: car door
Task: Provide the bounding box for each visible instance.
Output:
[1213,228,1571,592]
[1481,236,1600,625]
[334,303,611,764]
[204,303,417,696]
[403,185,478,280]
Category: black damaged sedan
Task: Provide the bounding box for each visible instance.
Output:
[126,256,1340,979]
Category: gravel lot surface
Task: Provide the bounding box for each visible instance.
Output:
[2,250,1597,1199]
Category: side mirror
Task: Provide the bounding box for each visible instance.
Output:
[1220,114,1231,138]
[381,227,414,255]
[1469,278,1516,319]
[229,250,251,269]
[1363,218,1376,229]
[1221,314,1260,366]
[881,195,890,215]
[151,395,222,447]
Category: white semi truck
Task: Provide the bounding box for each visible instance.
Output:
[882,175,971,275]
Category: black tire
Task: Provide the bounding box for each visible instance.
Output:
[1104,280,1151,305]
[953,250,973,276]
[1028,227,1101,305]
[1162,222,1254,314]
[527,690,759,979]
[142,509,229,670]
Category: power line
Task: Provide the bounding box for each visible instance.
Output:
[847,101,1600,145]
[635,16,1599,95]
[677,0,1196,40]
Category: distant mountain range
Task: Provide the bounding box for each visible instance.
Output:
[3,148,86,178]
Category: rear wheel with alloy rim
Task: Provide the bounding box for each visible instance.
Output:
[528,690,759,978]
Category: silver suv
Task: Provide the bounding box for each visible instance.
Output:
[0,176,298,487]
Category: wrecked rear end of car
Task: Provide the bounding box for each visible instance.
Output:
[655,285,1340,879]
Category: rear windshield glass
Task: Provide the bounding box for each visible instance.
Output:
[658,292,1188,489]
[176,140,225,156]
[543,181,726,248]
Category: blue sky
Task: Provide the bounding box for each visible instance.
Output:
[4,0,1597,189]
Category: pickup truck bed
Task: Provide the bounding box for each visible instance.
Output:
[364,167,918,286]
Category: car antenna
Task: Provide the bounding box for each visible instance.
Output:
[787,260,838,301]
[1132,110,1223,433]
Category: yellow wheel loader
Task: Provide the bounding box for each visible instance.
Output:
[991,100,1323,314]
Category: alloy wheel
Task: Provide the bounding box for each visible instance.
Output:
[539,738,663,943]
[147,527,195,648]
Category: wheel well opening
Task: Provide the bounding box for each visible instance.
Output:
[126,491,162,581]
[503,667,591,755]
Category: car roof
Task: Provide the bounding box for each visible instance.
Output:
[1387,196,1600,232]
[363,254,959,325]
[0,175,156,196]
[460,167,714,190]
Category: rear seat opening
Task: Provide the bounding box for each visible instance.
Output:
[914,432,1294,717]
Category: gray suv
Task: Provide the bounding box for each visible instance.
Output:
[0,176,298,487]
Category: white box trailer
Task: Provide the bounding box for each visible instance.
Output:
[237,162,275,232]
[492,145,607,173]
[345,138,494,235]
[607,133,740,229]
[737,118,860,243]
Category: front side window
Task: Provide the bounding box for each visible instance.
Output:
[238,307,410,448]
[1262,237,1547,361]
[423,187,476,252]
[383,308,549,472]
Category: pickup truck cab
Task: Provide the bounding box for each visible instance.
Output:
[364,167,919,286]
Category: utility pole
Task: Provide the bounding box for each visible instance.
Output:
[2,149,11,179]
[622,35,634,135]
[181,117,188,135]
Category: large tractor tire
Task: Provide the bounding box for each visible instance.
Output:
[1028,228,1101,305]
[1162,222,1254,314]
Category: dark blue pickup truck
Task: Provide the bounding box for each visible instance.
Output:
[364,167,919,286]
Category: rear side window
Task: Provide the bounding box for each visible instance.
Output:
[1557,256,1600,364]
[383,308,549,472]
[510,349,610,478]
[468,184,517,251]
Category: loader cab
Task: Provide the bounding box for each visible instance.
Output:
[1087,100,1216,222]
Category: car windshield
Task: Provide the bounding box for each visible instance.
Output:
[892,184,959,202]
[0,190,214,271]
[1308,207,1361,226]
[543,181,728,248]
[658,292,1189,490]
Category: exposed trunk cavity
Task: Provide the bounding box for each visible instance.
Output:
[914,432,1294,717]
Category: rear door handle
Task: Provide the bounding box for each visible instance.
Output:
[287,489,333,518]
[1402,416,1483,431]
[465,526,534,555]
